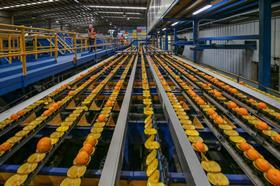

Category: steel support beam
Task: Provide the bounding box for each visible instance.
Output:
[99,55,138,186]
[193,20,198,62]
[198,35,259,41]
[258,0,272,89]
[147,56,210,186]
[196,44,256,50]
[160,32,163,50]
[165,31,168,50]
[173,28,177,54]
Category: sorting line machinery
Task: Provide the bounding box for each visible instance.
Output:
[0,46,279,186]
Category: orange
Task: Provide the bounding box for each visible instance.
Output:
[97,114,106,122]
[272,134,280,143]
[43,110,51,117]
[211,78,217,82]
[116,81,122,86]
[245,149,261,161]
[217,82,225,87]
[193,141,206,152]
[197,99,205,105]
[223,85,230,89]
[248,98,256,103]
[82,143,93,154]
[0,142,12,152]
[17,110,25,117]
[237,142,251,151]
[36,137,52,153]
[10,114,18,121]
[258,102,267,109]
[227,101,237,109]
[254,158,271,172]
[162,82,168,86]
[214,116,224,125]
[115,86,121,91]
[106,101,114,107]
[211,113,219,120]
[85,136,97,146]
[237,107,248,116]
[229,88,238,94]
[68,91,75,96]
[266,168,280,185]
[256,121,269,130]
[62,84,68,89]
[239,81,245,85]
[75,150,90,165]
[52,103,60,110]
[48,107,56,113]
[207,109,216,116]
[214,91,222,97]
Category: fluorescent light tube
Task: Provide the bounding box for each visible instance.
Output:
[97,11,142,15]
[0,0,59,10]
[88,5,146,10]
[171,21,179,26]
[193,5,212,15]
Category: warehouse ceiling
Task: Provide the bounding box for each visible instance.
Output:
[0,0,149,33]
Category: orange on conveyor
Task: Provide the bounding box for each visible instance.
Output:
[4,55,129,186]
[152,54,279,185]
[148,55,229,186]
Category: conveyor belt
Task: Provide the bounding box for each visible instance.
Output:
[4,54,133,185]
[165,55,280,128]
[157,54,280,160]
[148,49,280,186]
[0,46,279,186]
[0,55,125,167]
[173,55,280,110]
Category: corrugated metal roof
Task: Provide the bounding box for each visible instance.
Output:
[0,0,148,32]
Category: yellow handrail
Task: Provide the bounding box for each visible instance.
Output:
[0,23,119,75]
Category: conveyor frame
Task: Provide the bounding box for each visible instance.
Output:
[147,55,211,186]
[99,54,138,186]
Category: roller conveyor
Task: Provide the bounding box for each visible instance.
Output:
[155,54,280,160]
[0,46,279,186]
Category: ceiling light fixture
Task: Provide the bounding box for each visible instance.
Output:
[97,11,142,15]
[0,0,59,10]
[171,21,179,26]
[104,16,143,19]
[192,4,212,15]
[162,28,166,31]
[88,5,146,10]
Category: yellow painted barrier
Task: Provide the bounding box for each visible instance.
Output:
[0,23,117,76]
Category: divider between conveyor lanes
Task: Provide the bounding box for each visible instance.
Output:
[157,54,280,160]
[0,55,126,167]
[150,53,280,185]
[3,54,131,186]
[146,55,229,186]
[0,54,121,138]
[59,54,135,186]
[165,55,280,128]
[140,49,166,186]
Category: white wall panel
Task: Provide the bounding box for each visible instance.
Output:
[182,17,280,80]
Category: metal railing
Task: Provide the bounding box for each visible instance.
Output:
[0,23,117,75]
